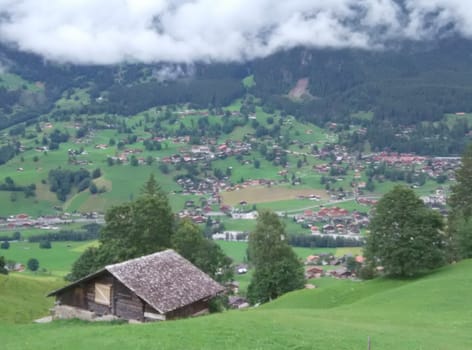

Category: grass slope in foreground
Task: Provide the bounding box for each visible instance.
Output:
[0,274,64,324]
[2,260,472,349]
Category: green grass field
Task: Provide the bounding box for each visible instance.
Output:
[0,274,64,323]
[1,260,471,349]
[0,72,42,91]
[2,241,85,276]
[217,240,361,264]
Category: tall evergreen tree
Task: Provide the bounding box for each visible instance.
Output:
[68,175,174,279]
[247,210,305,304]
[99,174,174,262]
[365,186,446,277]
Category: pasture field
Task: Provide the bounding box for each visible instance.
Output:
[216,240,360,264]
[2,241,84,276]
[0,72,42,91]
[1,260,471,349]
[0,223,85,239]
[323,199,372,213]
[219,216,308,235]
[258,198,323,213]
[0,274,64,323]
[220,186,328,206]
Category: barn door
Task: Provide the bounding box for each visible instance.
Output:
[94,283,112,306]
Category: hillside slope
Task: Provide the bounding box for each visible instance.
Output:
[2,261,472,349]
[0,274,64,323]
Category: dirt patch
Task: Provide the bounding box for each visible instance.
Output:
[93,177,112,191]
[220,186,328,206]
[289,78,310,100]
[35,182,59,202]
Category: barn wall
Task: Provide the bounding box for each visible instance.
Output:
[113,279,145,321]
[56,273,114,316]
[165,299,209,320]
[85,274,114,315]
[57,286,87,309]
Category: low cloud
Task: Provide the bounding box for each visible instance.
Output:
[0,0,471,65]
[152,64,195,82]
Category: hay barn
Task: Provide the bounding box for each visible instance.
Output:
[48,250,224,322]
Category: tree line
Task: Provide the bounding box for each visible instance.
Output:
[289,235,363,249]
[28,223,101,243]
[48,168,101,201]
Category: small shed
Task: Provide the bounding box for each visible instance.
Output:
[48,249,224,322]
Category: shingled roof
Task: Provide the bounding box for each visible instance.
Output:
[48,249,224,314]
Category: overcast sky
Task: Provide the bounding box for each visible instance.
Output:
[0,0,471,65]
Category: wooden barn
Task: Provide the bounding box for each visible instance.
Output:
[47,249,224,322]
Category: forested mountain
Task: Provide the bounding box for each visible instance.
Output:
[2,37,472,155]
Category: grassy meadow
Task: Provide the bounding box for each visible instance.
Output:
[1,241,93,277]
[217,240,362,264]
[0,274,64,323]
[1,260,471,349]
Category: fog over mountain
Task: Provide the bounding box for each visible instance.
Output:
[0,0,471,65]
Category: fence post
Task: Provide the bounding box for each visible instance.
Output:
[367,336,371,350]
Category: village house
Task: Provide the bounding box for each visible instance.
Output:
[305,266,324,279]
[47,250,224,322]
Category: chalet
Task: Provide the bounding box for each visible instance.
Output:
[305,266,324,279]
[47,250,224,322]
[330,267,351,278]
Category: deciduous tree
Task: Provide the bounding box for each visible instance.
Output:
[173,219,232,282]
[27,258,39,272]
[364,186,446,277]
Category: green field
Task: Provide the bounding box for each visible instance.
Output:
[2,241,87,276]
[0,72,42,91]
[217,240,361,264]
[0,274,64,323]
[1,260,471,349]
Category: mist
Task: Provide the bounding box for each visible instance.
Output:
[0,0,471,65]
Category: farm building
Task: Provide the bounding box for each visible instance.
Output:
[48,250,224,322]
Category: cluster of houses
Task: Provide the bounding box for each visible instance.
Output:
[421,188,448,211]
[0,212,104,230]
[108,148,144,164]
[295,207,369,237]
[363,153,460,181]
[161,140,252,165]
[304,253,365,279]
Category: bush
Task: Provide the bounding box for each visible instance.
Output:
[27,258,39,271]
[359,265,376,280]
[0,256,8,275]
[39,240,52,249]
[92,168,101,179]
[0,241,9,249]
